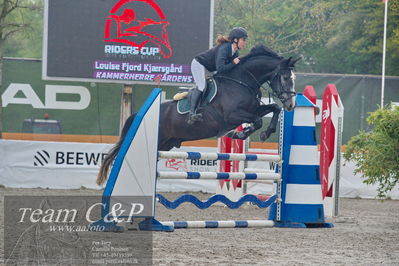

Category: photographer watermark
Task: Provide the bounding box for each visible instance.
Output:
[3,196,153,265]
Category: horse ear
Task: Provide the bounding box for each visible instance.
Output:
[283,57,292,68]
[291,57,302,67]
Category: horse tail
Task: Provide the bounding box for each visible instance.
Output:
[96,140,122,186]
[96,114,136,186]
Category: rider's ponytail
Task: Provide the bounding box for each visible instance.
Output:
[216,35,229,45]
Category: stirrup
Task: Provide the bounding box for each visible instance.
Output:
[187,112,203,125]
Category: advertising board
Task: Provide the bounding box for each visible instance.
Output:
[43,0,213,85]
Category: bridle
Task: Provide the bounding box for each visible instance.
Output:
[244,65,297,104]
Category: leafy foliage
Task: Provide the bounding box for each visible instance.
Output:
[214,0,340,55]
[215,0,399,75]
[343,106,399,199]
[311,0,399,75]
[0,0,43,59]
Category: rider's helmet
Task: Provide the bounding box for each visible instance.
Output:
[228,27,248,41]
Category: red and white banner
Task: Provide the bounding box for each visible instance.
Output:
[320,84,344,217]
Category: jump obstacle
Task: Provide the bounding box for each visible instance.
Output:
[217,84,344,219]
[92,88,335,232]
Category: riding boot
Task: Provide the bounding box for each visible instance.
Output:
[187,88,203,125]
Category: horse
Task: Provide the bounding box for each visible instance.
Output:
[97,44,299,185]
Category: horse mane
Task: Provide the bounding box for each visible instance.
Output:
[240,44,284,63]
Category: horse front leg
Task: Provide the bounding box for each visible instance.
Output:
[258,104,281,141]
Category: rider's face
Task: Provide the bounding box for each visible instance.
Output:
[237,37,247,49]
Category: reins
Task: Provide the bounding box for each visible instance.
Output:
[215,56,297,105]
[214,75,259,98]
[214,63,279,100]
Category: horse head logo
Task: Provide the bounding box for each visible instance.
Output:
[104,0,172,58]
[165,159,188,171]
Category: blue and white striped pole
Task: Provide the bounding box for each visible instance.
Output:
[161,220,274,229]
[269,93,333,228]
[158,151,281,162]
[157,171,281,180]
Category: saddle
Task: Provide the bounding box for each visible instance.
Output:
[176,78,217,114]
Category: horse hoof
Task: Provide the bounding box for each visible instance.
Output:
[260,134,266,141]
[261,130,273,141]
[260,131,269,141]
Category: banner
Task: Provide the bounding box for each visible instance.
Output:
[43,0,213,84]
[0,140,112,188]
[1,140,398,199]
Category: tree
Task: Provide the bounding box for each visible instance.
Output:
[214,0,342,56]
[0,0,42,138]
[214,0,399,76]
[343,105,399,199]
[0,0,42,72]
[302,0,399,75]
[1,0,43,58]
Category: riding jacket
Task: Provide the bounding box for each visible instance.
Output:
[195,42,239,74]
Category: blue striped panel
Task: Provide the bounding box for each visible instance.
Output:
[205,221,219,228]
[282,204,325,223]
[285,165,321,184]
[290,126,317,145]
[245,173,257,180]
[245,154,258,161]
[235,220,249,227]
[187,152,201,160]
[216,173,230,179]
[187,172,200,179]
[217,153,231,160]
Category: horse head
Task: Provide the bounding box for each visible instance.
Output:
[240,45,300,112]
[268,56,300,112]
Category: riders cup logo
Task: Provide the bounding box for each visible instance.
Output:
[104,0,172,59]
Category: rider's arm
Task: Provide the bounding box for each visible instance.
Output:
[215,44,236,74]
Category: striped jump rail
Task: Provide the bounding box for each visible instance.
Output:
[244,168,277,173]
[160,220,275,229]
[157,171,281,180]
[158,151,282,163]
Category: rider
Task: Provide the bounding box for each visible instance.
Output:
[187,27,248,124]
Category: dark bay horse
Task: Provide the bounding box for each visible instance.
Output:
[97,44,299,185]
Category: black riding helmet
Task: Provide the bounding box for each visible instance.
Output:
[228,27,248,41]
